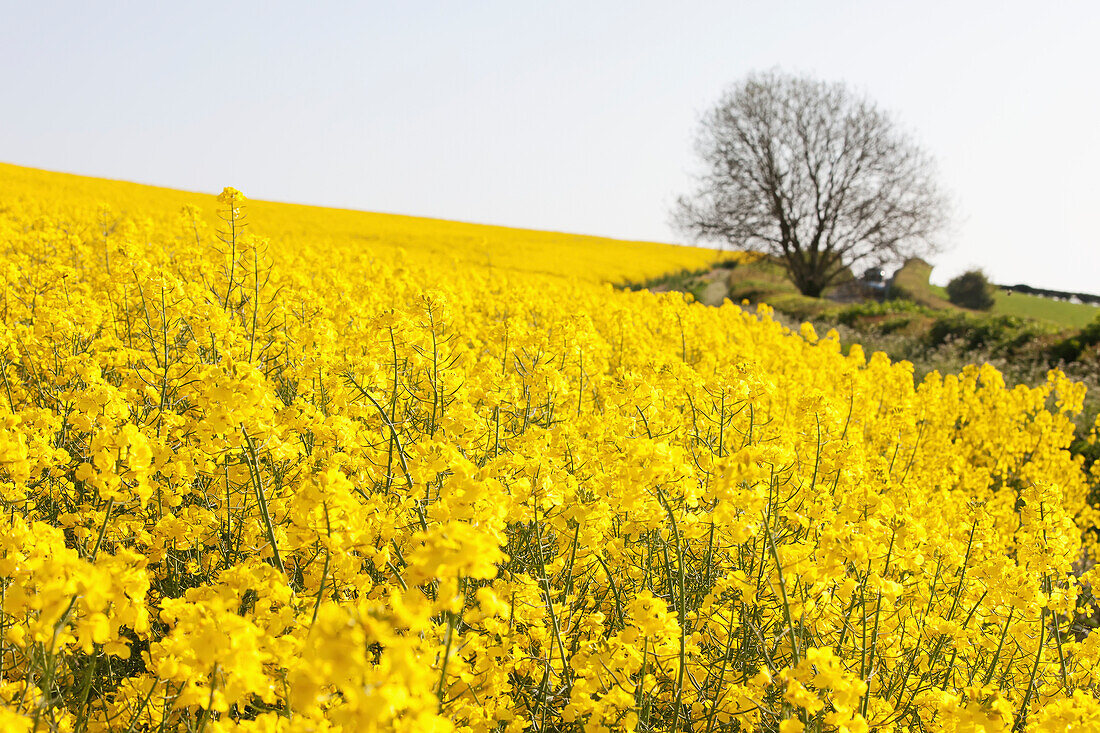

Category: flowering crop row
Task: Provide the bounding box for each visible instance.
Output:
[1,165,1099,732]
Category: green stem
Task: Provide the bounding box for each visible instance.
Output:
[242,429,286,579]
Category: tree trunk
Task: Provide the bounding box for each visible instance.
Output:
[785,254,825,297]
[798,281,824,298]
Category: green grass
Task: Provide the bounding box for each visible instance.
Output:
[988,290,1100,329]
[930,280,1100,329]
[901,259,1098,330]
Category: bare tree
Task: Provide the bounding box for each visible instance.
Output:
[675,71,950,297]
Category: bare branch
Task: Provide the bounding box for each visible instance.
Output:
[673,70,951,297]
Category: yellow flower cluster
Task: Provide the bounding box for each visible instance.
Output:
[1,163,1099,732]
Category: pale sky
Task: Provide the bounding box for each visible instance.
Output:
[3,2,1097,292]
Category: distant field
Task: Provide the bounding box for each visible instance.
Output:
[925,281,1100,329]
[895,259,1098,330]
[989,289,1099,328]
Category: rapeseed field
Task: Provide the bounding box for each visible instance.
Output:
[1,163,1098,731]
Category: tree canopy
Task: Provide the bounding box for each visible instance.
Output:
[675,71,950,297]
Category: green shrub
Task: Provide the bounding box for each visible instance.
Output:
[945,269,995,310]
[925,313,1054,353]
[1050,313,1100,363]
[832,299,933,327]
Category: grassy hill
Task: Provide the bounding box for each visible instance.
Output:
[990,289,1099,328]
[895,258,1100,328]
